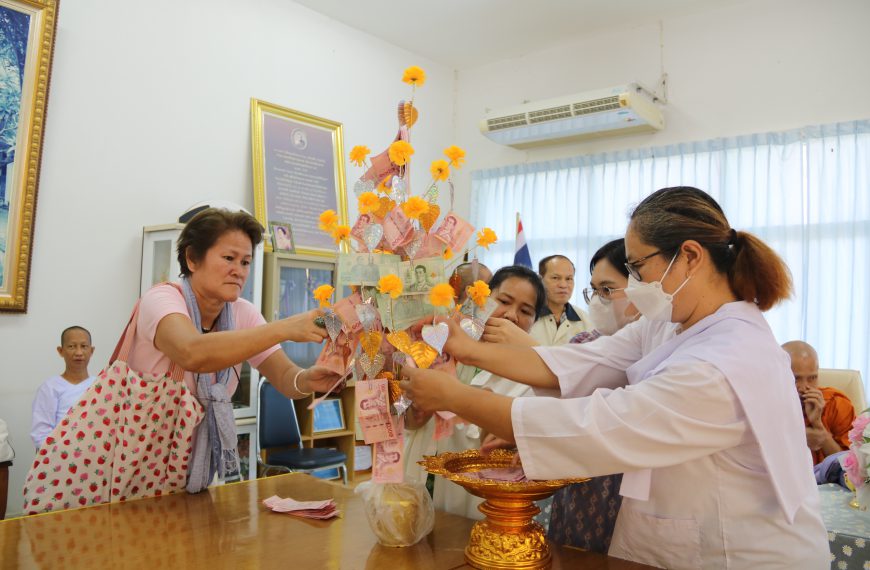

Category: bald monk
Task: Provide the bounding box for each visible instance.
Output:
[783,340,855,465]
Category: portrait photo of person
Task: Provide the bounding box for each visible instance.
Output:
[408,264,434,292]
[270,222,295,253]
[291,128,308,150]
[434,215,457,244]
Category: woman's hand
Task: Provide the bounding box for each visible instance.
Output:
[480,433,517,455]
[482,317,539,346]
[399,366,461,413]
[300,365,343,394]
[284,309,329,343]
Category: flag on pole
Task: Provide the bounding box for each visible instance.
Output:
[513,213,533,269]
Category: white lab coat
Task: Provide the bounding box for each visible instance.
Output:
[512,301,829,569]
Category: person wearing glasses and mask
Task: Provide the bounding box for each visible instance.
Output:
[401,186,828,569]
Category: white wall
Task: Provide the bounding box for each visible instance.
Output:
[452,0,870,217]
[0,0,454,516]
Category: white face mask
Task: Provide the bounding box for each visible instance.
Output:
[587,295,637,335]
[624,252,691,322]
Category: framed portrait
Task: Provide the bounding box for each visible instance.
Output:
[269,221,295,253]
[251,98,349,258]
[0,0,58,312]
[312,398,346,434]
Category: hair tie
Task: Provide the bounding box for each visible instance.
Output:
[728,228,738,245]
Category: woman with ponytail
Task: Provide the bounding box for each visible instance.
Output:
[402,187,829,568]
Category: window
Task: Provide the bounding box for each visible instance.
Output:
[471,120,870,386]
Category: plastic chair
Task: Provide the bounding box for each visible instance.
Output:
[256,378,348,484]
[819,368,867,413]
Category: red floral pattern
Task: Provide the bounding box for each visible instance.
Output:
[23,361,203,514]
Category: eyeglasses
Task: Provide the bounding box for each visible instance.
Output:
[582,286,626,304]
[624,250,663,281]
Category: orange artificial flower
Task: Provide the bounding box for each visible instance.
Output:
[442,247,453,260]
[318,209,339,231]
[388,140,415,166]
[331,224,350,244]
[401,196,430,220]
[349,145,371,167]
[466,280,491,308]
[358,191,379,215]
[430,159,450,182]
[429,283,456,308]
[476,227,498,250]
[378,274,403,299]
[402,66,426,87]
[443,145,466,169]
[313,284,335,308]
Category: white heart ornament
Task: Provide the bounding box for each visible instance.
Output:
[391,175,406,196]
[423,184,439,203]
[353,179,375,197]
[355,302,379,331]
[403,231,423,259]
[358,352,385,379]
[459,317,485,341]
[363,223,384,251]
[422,322,450,354]
[323,310,343,343]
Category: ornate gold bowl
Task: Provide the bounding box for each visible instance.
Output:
[420,449,588,569]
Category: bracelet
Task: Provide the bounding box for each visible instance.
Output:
[293,368,313,396]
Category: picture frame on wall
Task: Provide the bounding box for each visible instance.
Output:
[312,398,345,434]
[0,0,59,312]
[269,221,295,254]
[250,98,349,258]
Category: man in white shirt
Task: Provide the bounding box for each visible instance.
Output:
[530,255,593,346]
[31,326,96,448]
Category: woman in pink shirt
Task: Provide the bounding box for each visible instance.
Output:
[128,208,340,492]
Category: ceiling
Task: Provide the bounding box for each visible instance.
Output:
[293,0,744,69]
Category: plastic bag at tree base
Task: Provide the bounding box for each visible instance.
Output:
[355,481,435,547]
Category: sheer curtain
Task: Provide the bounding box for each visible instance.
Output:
[470,119,870,387]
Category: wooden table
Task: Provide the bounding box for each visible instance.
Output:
[0,473,653,569]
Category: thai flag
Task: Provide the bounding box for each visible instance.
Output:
[514,214,533,269]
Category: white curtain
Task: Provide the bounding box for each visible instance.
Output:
[470,119,870,389]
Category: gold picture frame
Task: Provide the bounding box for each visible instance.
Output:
[0,0,58,312]
[250,98,349,258]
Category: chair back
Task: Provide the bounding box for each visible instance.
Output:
[258,379,304,450]
[819,368,867,413]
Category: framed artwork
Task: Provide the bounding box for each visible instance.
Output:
[269,221,295,253]
[251,98,349,257]
[0,0,58,312]
[312,398,345,434]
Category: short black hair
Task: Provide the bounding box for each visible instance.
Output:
[489,265,546,317]
[60,325,92,345]
[176,208,264,277]
[538,255,575,277]
[589,239,629,278]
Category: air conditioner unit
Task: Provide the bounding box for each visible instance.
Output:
[479,83,664,148]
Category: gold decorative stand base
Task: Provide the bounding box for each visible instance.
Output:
[420,449,588,570]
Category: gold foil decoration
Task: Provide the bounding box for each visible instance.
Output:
[360,331,383,360]
[386,331,412,353]
[407,341,437,369]
[398,100,418,128]
[418,203,441,233]
[374,196,396,219]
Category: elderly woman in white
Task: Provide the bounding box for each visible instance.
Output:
[401,186,829,569]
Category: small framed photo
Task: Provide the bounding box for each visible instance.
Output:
[313,398,345,433]
[270,222,296,253]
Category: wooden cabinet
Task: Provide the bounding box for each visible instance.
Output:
[263,251,356,479]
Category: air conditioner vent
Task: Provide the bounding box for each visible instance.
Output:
[572,95,621,116]
[486,113,528,131]
[528,105,572,124]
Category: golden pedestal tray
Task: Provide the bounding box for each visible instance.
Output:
[420,449,588,570]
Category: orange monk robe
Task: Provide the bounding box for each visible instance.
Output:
[804,386,856,465]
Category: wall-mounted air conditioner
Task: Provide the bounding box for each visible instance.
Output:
[479,83,664,148]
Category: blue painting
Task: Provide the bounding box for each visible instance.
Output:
[0,4,29,289]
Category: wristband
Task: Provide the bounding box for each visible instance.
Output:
[294,368,313,396]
